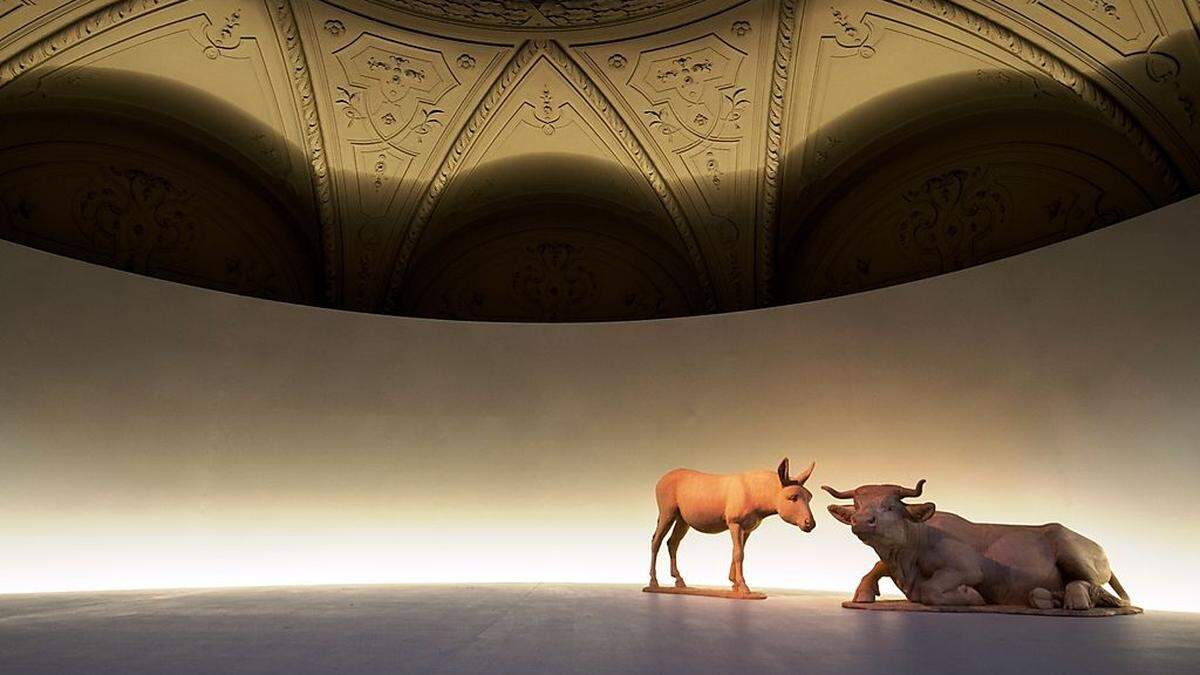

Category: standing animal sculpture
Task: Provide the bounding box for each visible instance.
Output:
[649,458,816,595]
[823,479,1131,610]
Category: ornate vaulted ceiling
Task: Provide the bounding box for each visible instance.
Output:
[1,0,1197,321]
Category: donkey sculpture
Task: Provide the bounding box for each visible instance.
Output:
[648,458,816,595]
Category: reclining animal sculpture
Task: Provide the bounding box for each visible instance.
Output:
[823,479,1130,610]
[649,458,816,595]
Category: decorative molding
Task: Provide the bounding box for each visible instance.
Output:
[0,0,36,22]
[1145,41,1196,126]
[756,0,797,305]
[332,34,457,148]
[268,0,339,304]
[633,35,750,146]
[830,6,878,58]
[372,0,705,28]
[0,0,182,88]
[889,0,1183,196]
[382,39,716,313]
[201,7,244,60]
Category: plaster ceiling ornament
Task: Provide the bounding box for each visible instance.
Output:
[373,0,707,28]
[0,0,1197,321]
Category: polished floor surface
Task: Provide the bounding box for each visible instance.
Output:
[0,584,1196,674]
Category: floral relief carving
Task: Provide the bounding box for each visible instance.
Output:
[530,86,566,135]
[1089,0,1121,19]
[413,229,684,322]
[333,35,457,150]
[75,167,200,273]
[896,167,1009,273]
[512,243,599,321]
[632,35,750,148]
[323,19,345,36]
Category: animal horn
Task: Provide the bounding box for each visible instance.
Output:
[896,479,926,498]
[821,485,855,499]
[795,461,815,485]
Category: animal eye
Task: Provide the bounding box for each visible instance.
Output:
[788,495,799,502]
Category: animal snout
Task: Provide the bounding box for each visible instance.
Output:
[800,519,815,533]
[851,517,875,535]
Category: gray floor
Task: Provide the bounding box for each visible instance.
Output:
[0,584,1196,674]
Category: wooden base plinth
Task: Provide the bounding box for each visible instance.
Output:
[842,600,1143,617]
[643,586,767,600]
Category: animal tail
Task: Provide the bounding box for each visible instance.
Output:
[1108,572,1131,607]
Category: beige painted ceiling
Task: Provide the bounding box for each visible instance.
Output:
[1,0,1197,321]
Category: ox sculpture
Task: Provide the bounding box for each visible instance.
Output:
[823,479,1131,610]
[648,458,816,597]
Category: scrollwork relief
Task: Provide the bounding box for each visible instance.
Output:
[896,167,1009,272]
[830,7,876,58]
[632,36,750,148]
[512,242,599,320]
[75,166,200,273]
[1145,43,1196,126]
[201,8,244,59]
[333,36,457,149]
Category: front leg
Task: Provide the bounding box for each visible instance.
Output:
[853,560,889,603]
[918,567,985,606]
[727,523,750,594]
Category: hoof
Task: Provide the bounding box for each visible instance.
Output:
[1029,588,1057,610]
[849,586,878,600]
[674,579,687,588]
[1064,581,1095,610]
[648,579,660,589]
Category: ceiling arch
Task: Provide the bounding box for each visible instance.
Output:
[777,106,1168,302]
[0,107,321,302]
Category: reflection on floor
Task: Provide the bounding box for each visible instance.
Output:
[0,584,1196,674]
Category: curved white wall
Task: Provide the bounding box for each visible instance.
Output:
[1,197,1198,611]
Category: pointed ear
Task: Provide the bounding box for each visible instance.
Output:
[905,502,936,522]
[795,461,815,486]
[777,458,790,486]
[828,504,856,526]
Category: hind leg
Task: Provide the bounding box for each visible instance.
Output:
[648,509,675,588]
[666,519,690,587]
[1051,525,1128,608]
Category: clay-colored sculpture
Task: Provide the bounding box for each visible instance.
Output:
[823,480,1131,610]
[647,458,816,597]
